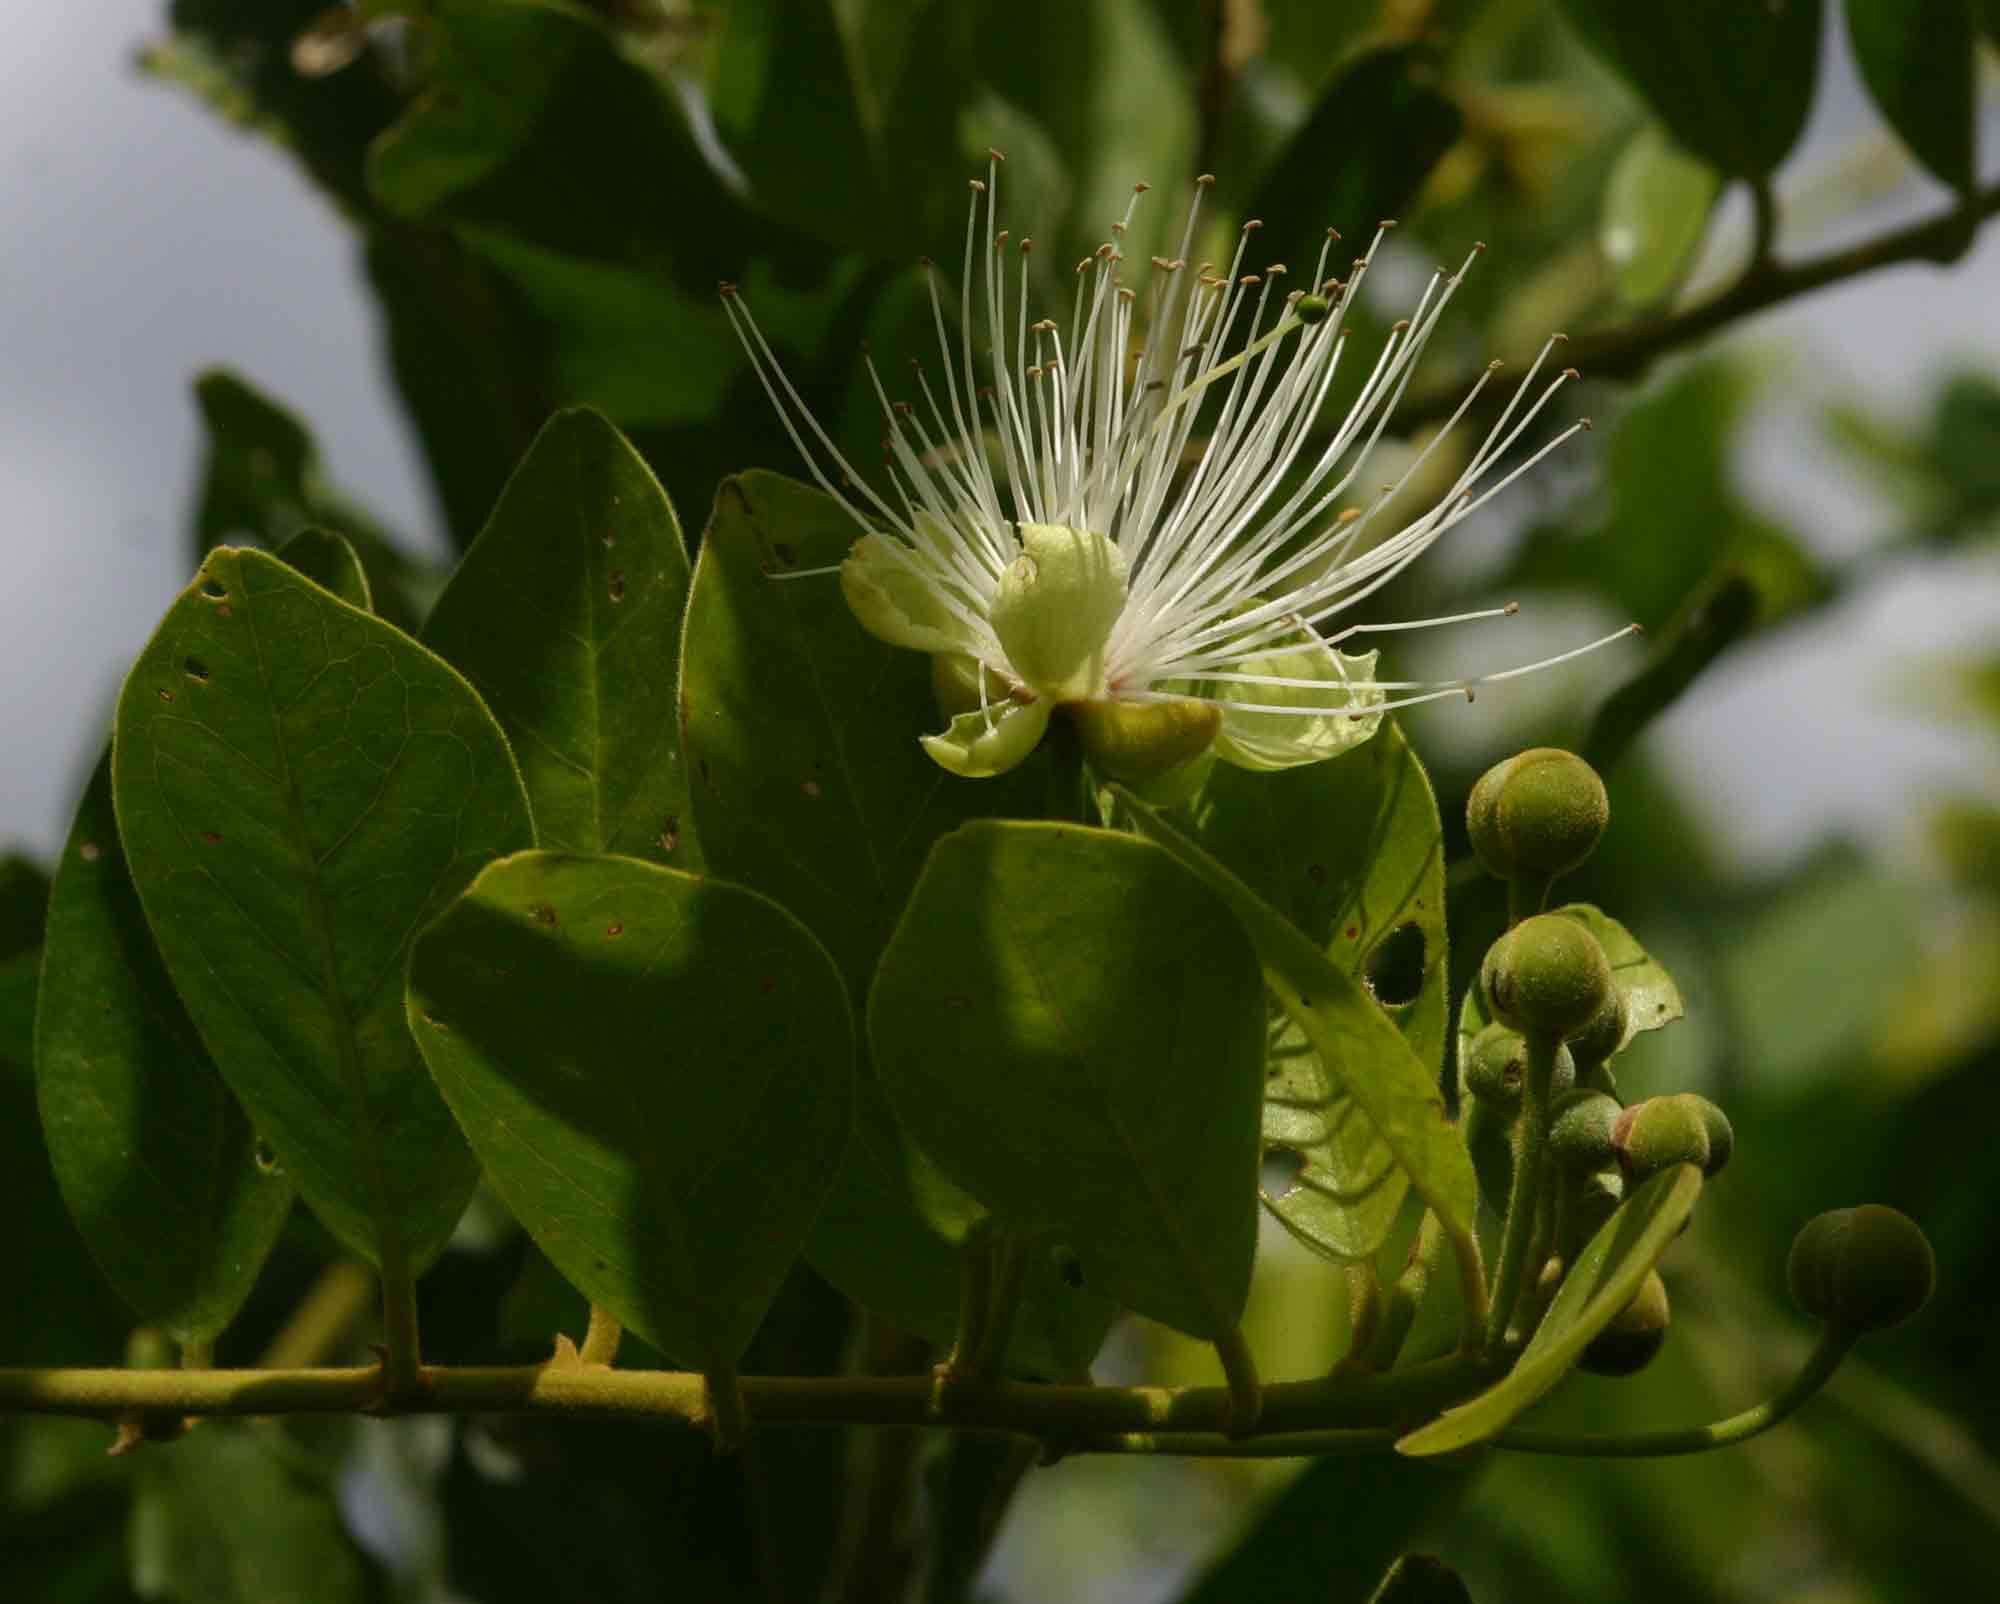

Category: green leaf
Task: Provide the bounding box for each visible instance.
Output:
[870,821,1266,1340]
[131,1424,383,1604]
[1247,45,1462,245]
[1175,1451,1480,1604]
[679,469,1101,1362]
[276,528,372,609]
[1556,0,1822,178]
[1552,904,1684,1050]
[35,756,294,1343]
[1600,124,1721,307]
[1369,1554,1476,1604]
[112,546,534,1271]
[421,409,701,869]
[408,851,852,1365]
[1117,790,1481,1279]
[1845,0,1978,195]
[0,853,50,961]
[1396,1164,1702,1456]
[1188,723,1446,1262]
[710,0,885,250]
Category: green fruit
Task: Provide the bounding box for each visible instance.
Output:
[1467,748,1609,884]
[1481,914,1616,1041]
[1566,985,1628,1073]
[1788,1206,1935,1333]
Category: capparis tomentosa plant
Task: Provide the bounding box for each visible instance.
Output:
[11,138,1947,1603]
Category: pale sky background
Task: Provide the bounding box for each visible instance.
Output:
[1,2,1996,886]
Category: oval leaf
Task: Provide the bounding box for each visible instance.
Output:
[1601,124,1721,308]
[112,546,533,1270]
[1556,0,1822,178]
[1845,0,1977,195]
[679,469,1098,1360]
[408,851,853,1365]
[1396,1164,1702,1456]
[1190,722,1447,1262]
[1117,789,1481,1276]
[35,758,293,1342]
[422,408,701,868]
[869,821,1266,1339]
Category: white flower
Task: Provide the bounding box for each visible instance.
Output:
[722,155,1636,781]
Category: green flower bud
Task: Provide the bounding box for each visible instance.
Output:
[1463,1022,1527,1110]
[989,524,1128,701]
[1612,1094,1711,1184]
[1466,747,1609,885]
[1462,1094,1516,1217]
[1294,293,1332,325]
[1481,913,1616,1040]
[1787,1206,1935,1333]
[1069,696,1222,784]
[1686,1094,1734,1176]
[1579,1269,1670,1376]
[1566,985,1628,1074]
[1548,1088,1621,1174]
[1562,1166,1625,1258]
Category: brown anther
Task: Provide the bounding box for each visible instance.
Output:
[918,254,934,268]
[1239,274,1260,286]
[1579,417,1594,431]
[893,401,912,414]
[995,229,1009,247]
[1196,172,1216,186]
[1097,243,1117,260]
[1110,221,1126,234]
[1392,318,1411,332]
[1551,331,1569,343]
[1134,181,1151,193]
[717,280,737,296]
[1326,226,1342,240]
[1488,358,1505,371]
[1630,621,1646,636]
[1562,366,1581,381]
[1503,601,1521,615]
[1265,263,1287,275]
[1242,218,1263,232]
[1473,240,1488,252]
[1075,259,1091,274]
[1463,686,1476,703]
[988,147,1007,162]
[1116,286,1135,300]
[1337,507,1362,524]
[1379,218,1399,229]
[969,178,986,193]
[1020,237,1034,253]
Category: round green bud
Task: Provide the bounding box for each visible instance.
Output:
[1787,1206,1935,1333]
[1466,747,1609,884]
[1462,1094,1515,1217]
[1566,986,1628,1074]
[1294,293,1332,325]
[1548,1088,1621,1173]
[1612,1094,1711,1183]
[1579,1269,1670,1376]
[1563,1166,1625,1257]
[1481,914,1616,1040]
[1463,1022,1527,1110]
[1686,1095,1734,1176]
[1069,696,1222,785]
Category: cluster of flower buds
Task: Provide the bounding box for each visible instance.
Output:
[1459,746,1935,1375]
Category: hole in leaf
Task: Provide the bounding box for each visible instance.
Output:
[773,541,796,568]
[1306,862,1327,887]
[658,815,680,853]
[1260,1146,1307,1200]
[608,570,626,604]
[200,578,228,600]
[184,658,210,683]
[1365,921,1425,1007]
[254,1140,281,1175]
[530,903,558,927]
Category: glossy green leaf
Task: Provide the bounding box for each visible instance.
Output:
[275,528,372,610]
[1176,1451,1480,1604]
[870,822,1265,1339]
[1556,0,1822,178]
[1845,0,1978,195]
[1247,45,1461,245]
[1601,124,1721,307]
[679,469,1104,1364]
[1397,1165,1702,1456]
[422,409,701,870]
[408,851,852,1365]
[112,546,533,1271]
[1553,904,1684,1051]
[35,757,293,1342]
[1188,723,1446,1262]
[131,1424,382,1604]
[710,0,885,250]
[1118,790,1481,1269]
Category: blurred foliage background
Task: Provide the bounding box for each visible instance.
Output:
[3,0,1998,1599]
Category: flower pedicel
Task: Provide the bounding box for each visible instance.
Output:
[722,155,1637,782]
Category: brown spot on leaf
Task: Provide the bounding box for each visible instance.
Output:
[608,570,626,604]
[605,921,624,938]
[157,688,175,702]
[659,814,681,853]
[1306,863,1326,886]
[802,779,822,799]
[199,831,222,845]
[79,842,102,862]
[530,903,558,927]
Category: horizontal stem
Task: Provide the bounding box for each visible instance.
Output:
[0,1352,1490,1441]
